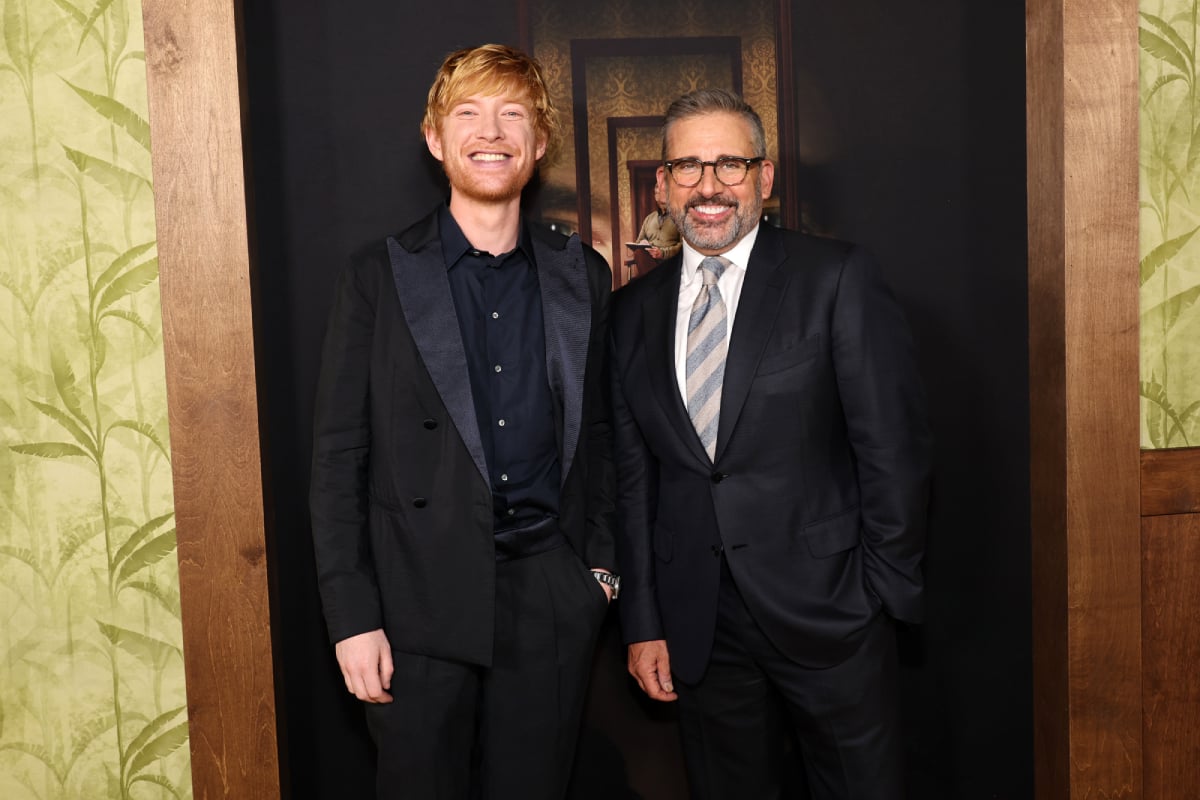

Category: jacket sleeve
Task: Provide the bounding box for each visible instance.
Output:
[580,247,618,572]
[308,249,385,644]
[831,246,933,623]
[609,299,665,644]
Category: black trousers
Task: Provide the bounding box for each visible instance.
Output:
[675,559,903,800]
[364,544,609,800]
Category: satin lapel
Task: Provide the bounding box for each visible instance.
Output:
[715,227,791,461]
[643,262,711,466]
[386,236,489,486]
[534,233,590,485]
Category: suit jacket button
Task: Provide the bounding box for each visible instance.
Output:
[710,544,723,557]
[423,419,437,430]
[711,472,727,483]
[412,497,427,508]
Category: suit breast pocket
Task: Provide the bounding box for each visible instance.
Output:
[756,333,821,377]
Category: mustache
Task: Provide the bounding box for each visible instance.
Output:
[684,194,737,210]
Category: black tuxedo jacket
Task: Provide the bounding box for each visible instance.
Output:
[610,224,931,683]
[310,207,615,667]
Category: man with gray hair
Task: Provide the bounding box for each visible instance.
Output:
[609,88,931,799]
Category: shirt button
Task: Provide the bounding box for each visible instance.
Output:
[507,509,516,516]
[491,311,499,319]
[498,419,506,427]
[494,365,502,373]
[500,474,509,482]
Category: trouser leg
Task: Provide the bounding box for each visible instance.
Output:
[364,651,480,800]
[479,545,609,800]
[675,560,902,800]
[773,613,903,800]
[674,562,789,800]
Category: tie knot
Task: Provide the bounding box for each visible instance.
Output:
[699,256,730,286]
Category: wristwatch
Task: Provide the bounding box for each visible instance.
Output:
[590,570,620,600]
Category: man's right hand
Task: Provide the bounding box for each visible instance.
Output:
[335,628,394,703]
[628,639,677,702]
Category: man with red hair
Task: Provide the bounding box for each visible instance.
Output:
[310,44,617,799]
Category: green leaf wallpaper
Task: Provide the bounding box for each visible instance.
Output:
[1141,0,1200,448]
[0,1,191,797]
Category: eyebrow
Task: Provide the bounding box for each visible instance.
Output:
[666,154,755,161]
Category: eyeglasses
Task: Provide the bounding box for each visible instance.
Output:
[664,156,764,187]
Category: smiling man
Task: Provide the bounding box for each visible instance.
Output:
[610,89,932,799]
[309,44,617,800]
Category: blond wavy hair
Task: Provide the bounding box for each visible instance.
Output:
[421,44,560,162]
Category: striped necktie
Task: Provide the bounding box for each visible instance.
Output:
[686,256,731,461]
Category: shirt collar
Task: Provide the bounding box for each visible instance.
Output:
[438,203,536,271]
[679,222,761,287]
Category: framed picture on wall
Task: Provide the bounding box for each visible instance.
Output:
[517,0,798,288]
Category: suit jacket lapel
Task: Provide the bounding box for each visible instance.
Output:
[643,260,712,466]
[715,226,790,461]
[534,230,590,485]
[387,218,489,486]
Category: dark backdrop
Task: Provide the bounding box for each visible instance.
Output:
[243,1,1030,797]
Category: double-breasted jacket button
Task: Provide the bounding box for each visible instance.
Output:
[423,419,438,430]
[412,497,427,508]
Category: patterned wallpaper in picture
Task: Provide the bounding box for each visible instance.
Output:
[1141,0,1200,448]
[0,0,191,797]
[529,0,780,271]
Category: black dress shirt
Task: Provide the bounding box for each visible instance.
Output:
[440,207,561,538]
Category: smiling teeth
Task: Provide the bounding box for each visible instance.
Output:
[472,153,508,161]
[693,205,730,214]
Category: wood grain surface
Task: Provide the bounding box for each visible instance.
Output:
[1141,447,1200,517]
[140,1,282,797]
[1027,0,1142,797]
[1142,511,1200,798]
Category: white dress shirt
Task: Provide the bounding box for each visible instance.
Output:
[673,224,762,403]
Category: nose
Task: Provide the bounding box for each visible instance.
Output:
[695,163,722,195]
[477,111,502,141]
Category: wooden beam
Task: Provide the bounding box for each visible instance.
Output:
[140,1,281,797]
[1027,0,1142,797]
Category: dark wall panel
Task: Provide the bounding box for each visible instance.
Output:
[788,3,1031,797]
[244,2,1030,797]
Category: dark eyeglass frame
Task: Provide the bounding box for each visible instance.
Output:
[663,156,765,187]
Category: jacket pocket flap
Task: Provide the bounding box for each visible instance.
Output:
[801,507,860,558]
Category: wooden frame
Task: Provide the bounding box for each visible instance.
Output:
[137,0,1171,796]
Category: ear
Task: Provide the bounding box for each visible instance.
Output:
[759,159,775,200]
[424,124,445,162]
[655,166,667,204]
[535,132,548,161]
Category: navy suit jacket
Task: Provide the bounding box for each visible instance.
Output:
[310,207,615,667]
[610,224,932,683]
